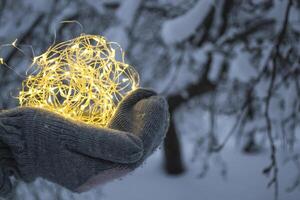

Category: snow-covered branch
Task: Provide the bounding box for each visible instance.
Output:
[161,0,214,45]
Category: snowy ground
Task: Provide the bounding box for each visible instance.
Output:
[101,143,300,200]
[14,138,300,200]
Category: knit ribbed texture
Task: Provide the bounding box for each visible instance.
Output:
[0,88,169,197]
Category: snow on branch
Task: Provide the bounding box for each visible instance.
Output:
[116,0,142,28]
[105,0,142,50]
[161,0,213,45]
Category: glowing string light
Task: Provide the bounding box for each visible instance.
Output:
[19,34,139,127]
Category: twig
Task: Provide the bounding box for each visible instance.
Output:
[262,1,292,200]
[263,61,278,200]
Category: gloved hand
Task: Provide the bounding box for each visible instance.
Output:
[0,88,169,197]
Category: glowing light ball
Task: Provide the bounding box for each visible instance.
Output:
[19,34,139,127]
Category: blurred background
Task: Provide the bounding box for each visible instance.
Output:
[0,0,300,199]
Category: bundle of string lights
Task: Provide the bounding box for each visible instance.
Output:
[18,34,139,127]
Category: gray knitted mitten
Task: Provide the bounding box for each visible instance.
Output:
[0,88,169,197]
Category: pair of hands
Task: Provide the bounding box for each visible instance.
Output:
[0,88,169,197]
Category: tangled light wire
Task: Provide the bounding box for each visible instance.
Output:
[19,34,139,127]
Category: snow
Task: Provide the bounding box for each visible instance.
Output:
[228,46,258,83]
[104,27,129,50]
[22,0,51,13]
[208,53,223,82]
[116,0,142,28]
[104,0,142,55]
[86,0,104,15]
[210,0,225,39]
[13,137,300,200]
[99,143,300,200]
[161,0,213,45]
[49,3,79,36]
[268,0,290,33]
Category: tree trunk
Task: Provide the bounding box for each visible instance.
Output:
[162,57,216,175]
[163,117,185,174]
[163,79,216,175]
